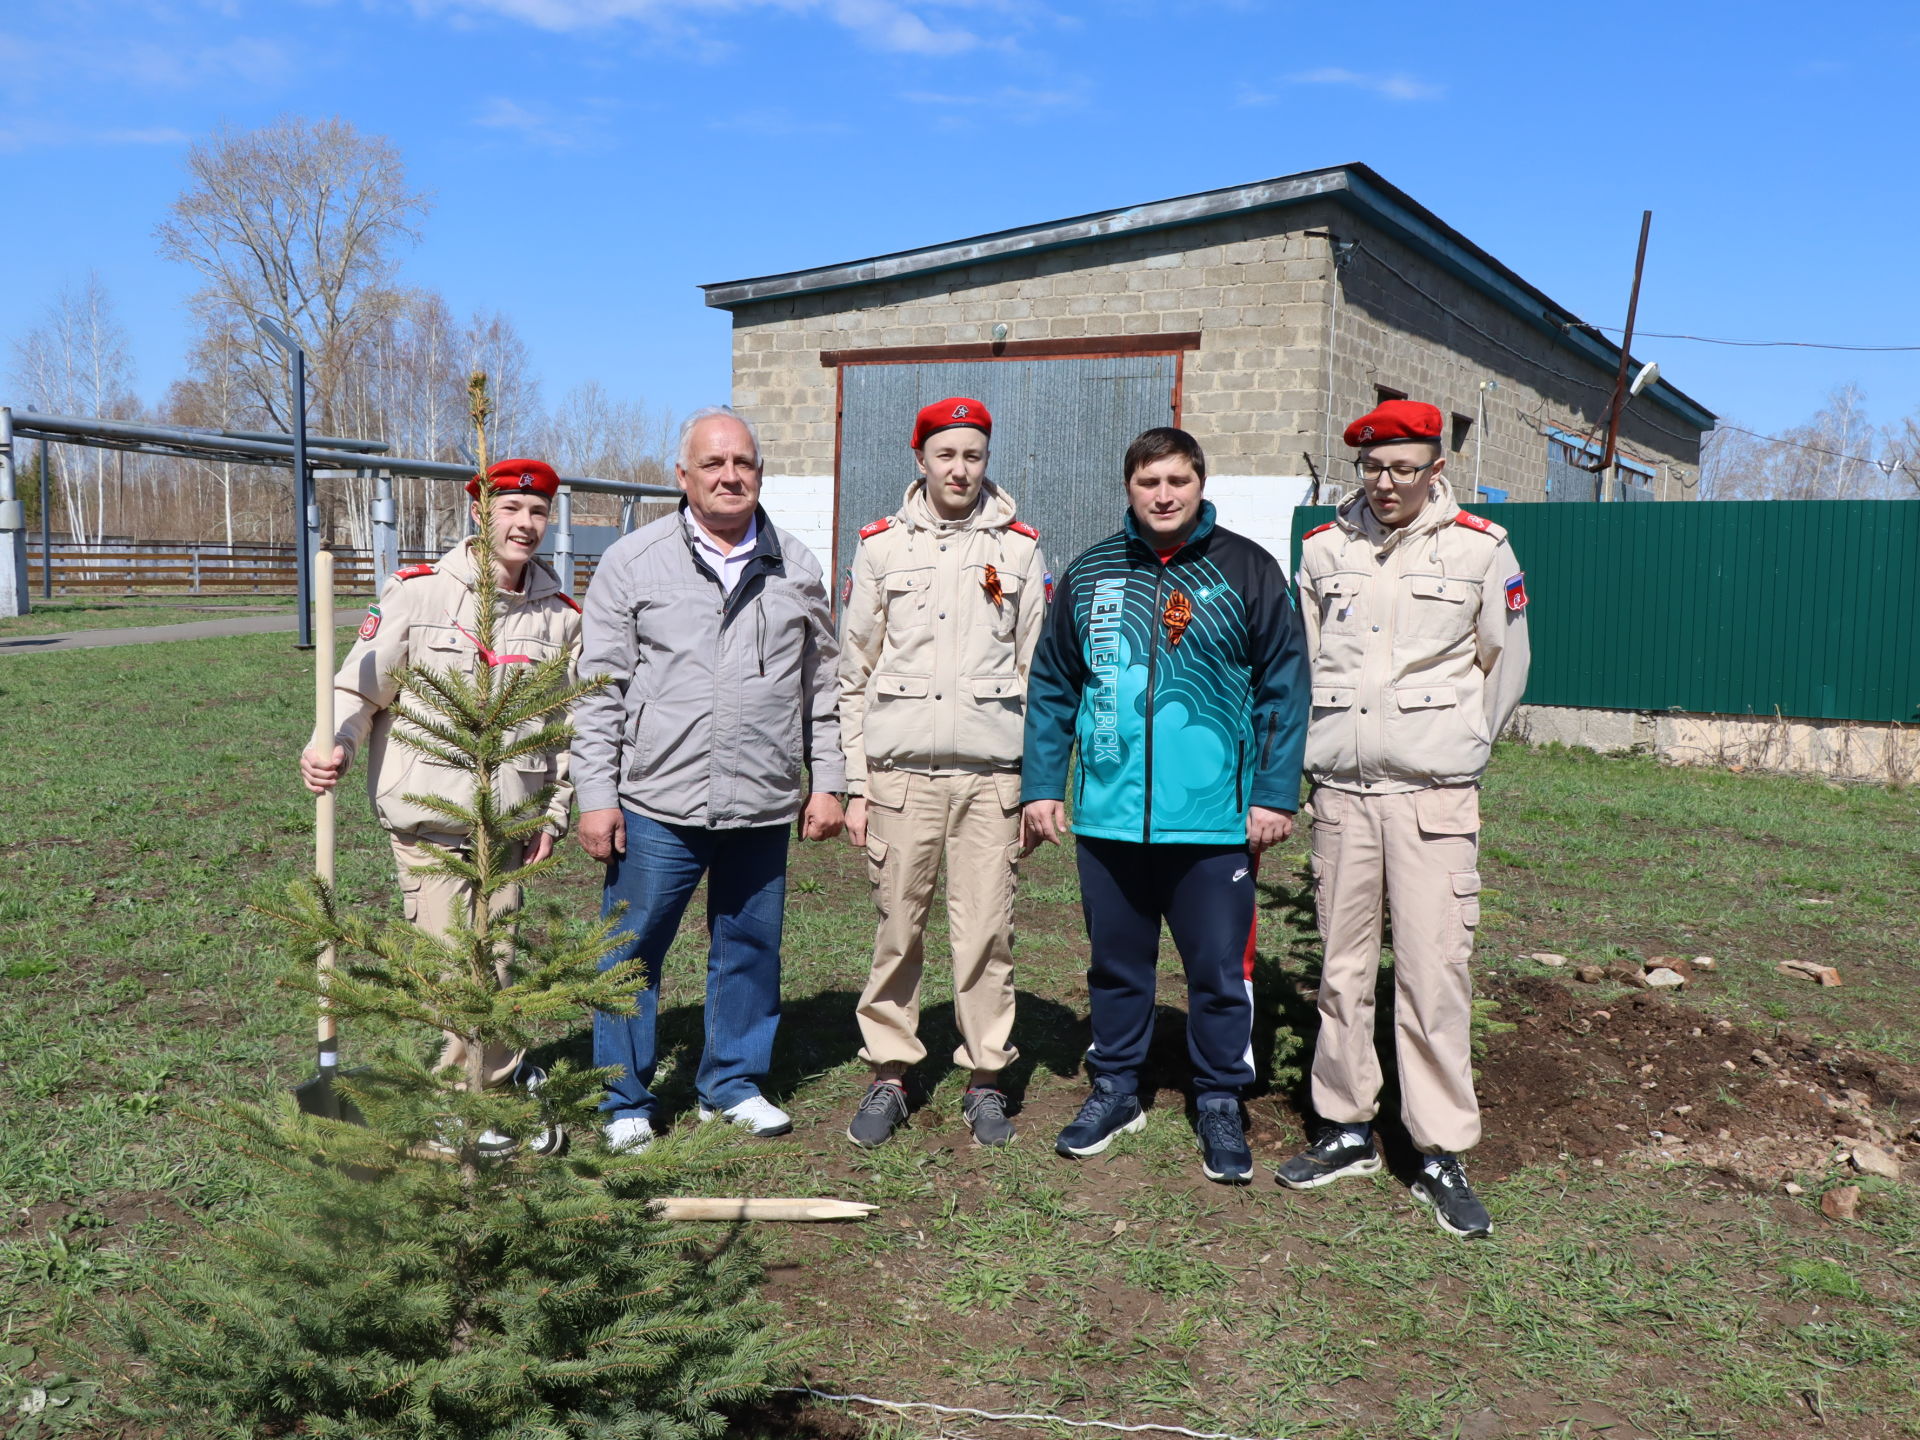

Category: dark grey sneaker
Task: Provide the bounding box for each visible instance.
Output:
[962,1087,1015,1147]
[1274,1124,1382,1190]
[1196,1098,1253,1184]
[1411,1154,1492,1239]
[846,1080,908,1149]
[1055,1076,1146,1158]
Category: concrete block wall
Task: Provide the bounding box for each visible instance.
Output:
[759,473,835,577]
[726,199,1707,512]
[1511,704,1920,786]
[728,208,1338,483]
[1204,475,1316,565]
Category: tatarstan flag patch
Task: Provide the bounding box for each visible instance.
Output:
[358,606,381,640]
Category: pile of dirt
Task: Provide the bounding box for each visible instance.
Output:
[1468,973,1920,1184]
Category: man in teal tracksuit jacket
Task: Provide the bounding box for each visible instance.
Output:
[1022,426,1310,1183]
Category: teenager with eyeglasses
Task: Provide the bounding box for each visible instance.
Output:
[1281,399,1531,1238]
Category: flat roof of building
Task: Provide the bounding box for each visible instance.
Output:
[702,162,1714,429]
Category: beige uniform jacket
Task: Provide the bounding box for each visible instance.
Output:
[838,480,1049,794]
[329,539,582,841]
[1296,488,1529,793]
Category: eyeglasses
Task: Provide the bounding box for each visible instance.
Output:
[1354,459,1437,481]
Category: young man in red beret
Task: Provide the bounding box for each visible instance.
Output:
[1280,400,1530,1237]
[299,457,582,1152]
[837,398,1048,1148]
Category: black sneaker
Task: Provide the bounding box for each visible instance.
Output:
[1274,1124,1382,1190]
[1196,1098,1252,1184]
[963,1087,1016,1147]
[1055,1077,1145,1158]
[1411,1154,1492,1239]
[517,1064,567,1157]
[846,1080,908,1149]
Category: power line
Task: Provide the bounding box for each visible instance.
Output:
[1710,422,1914,480]
[1346,240,1705,450]
[1589,325,1920,353]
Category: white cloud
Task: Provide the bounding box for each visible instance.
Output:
[0,120,192,153]
[412,0,985,53]
[1240,68,1444,106]
[898,84,1077,107]
[896,82,1081,124]
[472,95,614,149]
[1275,67,1444,102]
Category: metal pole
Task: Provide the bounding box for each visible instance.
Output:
[370,469,397,581]
[0,407,28,618]
[1597,210,1653,482]
[619,498,635,534]
[555,486,575,594]
[291,346,314,650]
[38,435,51,599]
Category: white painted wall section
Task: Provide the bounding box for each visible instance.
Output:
[1203,476,1316,567]
[759,474,836,577]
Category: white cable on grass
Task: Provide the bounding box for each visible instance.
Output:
[777,1386,1287,1440]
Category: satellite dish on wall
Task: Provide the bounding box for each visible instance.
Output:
[1629,361,1661,397]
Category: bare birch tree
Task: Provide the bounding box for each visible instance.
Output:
[545,380,675,523]
[1704,385,1908,502]
[7,273,140,545]
[156,115,430,440]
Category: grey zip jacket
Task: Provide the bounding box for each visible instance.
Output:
[571,502,844,829]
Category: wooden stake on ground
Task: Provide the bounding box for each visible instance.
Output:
[648,1198,876,1222]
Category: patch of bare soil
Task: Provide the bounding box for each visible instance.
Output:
[1468,974,1920,1185]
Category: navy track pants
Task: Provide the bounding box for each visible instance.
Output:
[1074,836,1258,1104]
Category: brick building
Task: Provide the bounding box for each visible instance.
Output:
[702,162,1716,581]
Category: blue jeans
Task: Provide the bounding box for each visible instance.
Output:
[594,811,789,1121]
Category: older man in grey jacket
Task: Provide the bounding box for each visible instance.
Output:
[573,407,845,1152]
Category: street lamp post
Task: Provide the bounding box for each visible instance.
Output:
[257,316,315,650]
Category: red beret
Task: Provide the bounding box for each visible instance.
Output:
[912,397,992,450]
[466,457,560,500]
[1343,400,1444,449]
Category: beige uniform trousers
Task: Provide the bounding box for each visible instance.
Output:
[858,770,1022,1074]
[1307,785,1482,1154]
[390,835,527,1091]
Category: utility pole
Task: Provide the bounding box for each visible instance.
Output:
[39,435,51,599]
[0,408,27,617]
[258,317,315,649]
[1594,210,1653,484]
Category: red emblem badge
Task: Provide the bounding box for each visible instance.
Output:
[358,606,381,641]
[1163,589,1192,648]
[1505,573,1529,612]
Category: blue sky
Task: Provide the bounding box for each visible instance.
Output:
[4,0,1917,440]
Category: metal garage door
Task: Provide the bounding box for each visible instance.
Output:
[833,354,1181,590]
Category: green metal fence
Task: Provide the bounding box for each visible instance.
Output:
[1288,500,1920,724]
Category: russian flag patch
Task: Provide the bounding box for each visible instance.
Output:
[1505,574,1528,612]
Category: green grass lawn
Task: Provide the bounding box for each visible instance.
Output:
[0,632,1916,1438]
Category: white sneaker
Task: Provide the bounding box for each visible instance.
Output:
[698,1095,792,1137]
[604,1116,655,1153]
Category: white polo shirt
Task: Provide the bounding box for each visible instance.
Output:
[683,510,760,596]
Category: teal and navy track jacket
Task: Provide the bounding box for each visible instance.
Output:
[1021,503,1310,845]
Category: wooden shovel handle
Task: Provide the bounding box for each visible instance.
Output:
[314,548,336,1049]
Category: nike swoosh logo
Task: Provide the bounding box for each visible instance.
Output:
[1232,868,1249,882]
